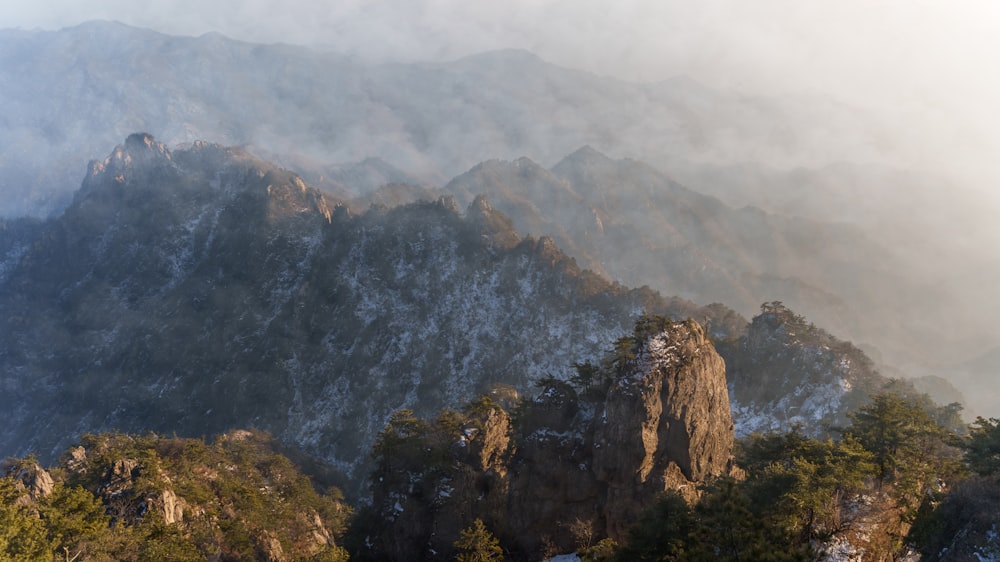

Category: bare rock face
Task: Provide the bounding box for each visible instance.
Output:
[65,446,88,473]
[468,407,513,476]
[593,319,734,537]
[509,318,736,548]
[1,458,55,502]
[102,458,141,496]
[158,488,185,525]
[255,529,287,562]
[508,380,602,553]
[303,510,333,553]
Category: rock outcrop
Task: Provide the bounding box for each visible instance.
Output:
[365,317,737,560]
[592,319,734,538]
[43,431,350,560]
[0,458,54,502]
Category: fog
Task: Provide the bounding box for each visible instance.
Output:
[6,1,1000,194]
[3,1,1000,412]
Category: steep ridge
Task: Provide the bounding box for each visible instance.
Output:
[723,302,886,436]
[443,157,608,279]
[444,146,909,357]
[0,136,739,498]
[719,302,967,439]
[0,136,960,505]
[0,430,352,561]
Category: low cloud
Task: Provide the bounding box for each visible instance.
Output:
[5,1,1000,196]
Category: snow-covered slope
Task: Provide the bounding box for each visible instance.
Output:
[724,303,885,436]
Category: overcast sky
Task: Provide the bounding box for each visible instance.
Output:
[4,0,1000,190]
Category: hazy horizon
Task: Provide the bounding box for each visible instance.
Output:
[4,2,1000,205]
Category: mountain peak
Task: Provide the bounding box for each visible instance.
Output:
[123,132,168,154]
[566,145,611,161]
[65,20,136,34]
[80,133,175,195]
[551,145,616,174]
[465,194,521,249]
[467,193,493,214]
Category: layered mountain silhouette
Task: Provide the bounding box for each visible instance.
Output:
[440,147,963,384]
[2,22,997,408]
[0,21,898,218]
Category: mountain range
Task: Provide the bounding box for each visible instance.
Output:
[1,21,997,416]
[0,21,929,216]
[0,19,997,561]
[0,134,714,494]
[1,134,943,502]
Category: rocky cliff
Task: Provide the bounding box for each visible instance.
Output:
[590,319,734,538]
[362,317,736,560]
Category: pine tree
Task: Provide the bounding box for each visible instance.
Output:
[454,518,503,562]
[741,429,875,540]
[965,416,1000,476]
[847,392,963,519]
[0,478,52,561]
[39,483,110,561]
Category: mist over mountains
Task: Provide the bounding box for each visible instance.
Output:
[0,20,910,218]
[2,10,1000,559]
[2,133,949,505]
[0,22,997,413]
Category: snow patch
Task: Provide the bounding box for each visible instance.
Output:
[976,524,1000,562]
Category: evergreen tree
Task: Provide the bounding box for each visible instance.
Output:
[848,393,940,481]
[965,416,1000,476]
[847,392,963,518]
[692,478,809,562]
[371,409,433,489]
[741,428,875,540]
[454,518,503,562]
[0,478,52,561]
[615,483,809,562]
[39,483,110,561]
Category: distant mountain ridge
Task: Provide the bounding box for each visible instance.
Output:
[440,146,952,380]
[0,20,898,219]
